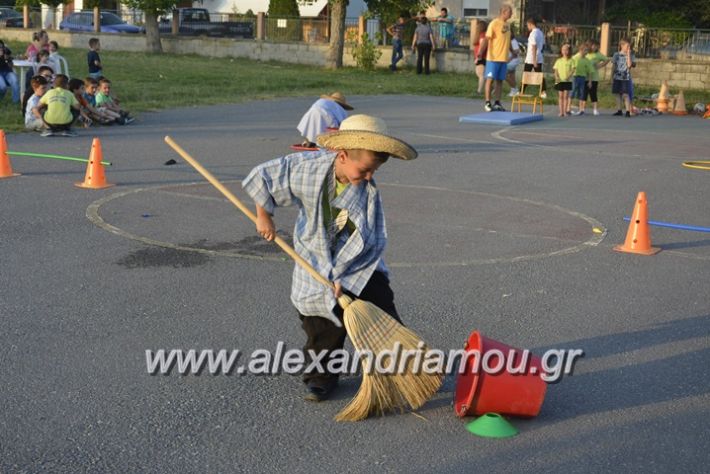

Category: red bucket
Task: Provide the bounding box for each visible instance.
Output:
[454,331,547,417]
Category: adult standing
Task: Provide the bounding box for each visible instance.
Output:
[477,5,512,111]
[0,40,20,104]
[386,16,406,71]
[435,8,455,49]
[412,14,436,75]
[523,16,547,98]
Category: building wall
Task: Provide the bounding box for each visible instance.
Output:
[3,29,707,90]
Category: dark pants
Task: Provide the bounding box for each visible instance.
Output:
[42,109,78,131]
[416,43,432,75]
[299,271,401,387]
[523,62,547,92]
[390,39,403,70]
[585,81,599,102]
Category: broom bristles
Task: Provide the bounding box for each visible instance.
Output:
[335,296,443,422]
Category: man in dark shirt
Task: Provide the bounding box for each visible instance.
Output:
[0,40,20,104]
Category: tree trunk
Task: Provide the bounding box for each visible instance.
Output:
[326,0,347,69]
[144,10,162,53]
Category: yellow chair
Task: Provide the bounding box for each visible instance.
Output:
[511,71,544,114]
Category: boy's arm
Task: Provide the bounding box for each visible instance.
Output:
[242,155,299,227]
[255,205,276,241]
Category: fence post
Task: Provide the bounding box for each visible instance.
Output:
[93,7,100,33]
[23,5,29,29]
[469,18,479,54]
[256,12,265,40]
[358,15,366,43]
[600,22,611,56]
[171,9,179,35]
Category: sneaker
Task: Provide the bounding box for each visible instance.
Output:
[484,101,493,112]
[540,91,547,99]
[508,87,519,97]
[304,380,337,402]
[61,130,77,137]
[493,101,505,112]
[572,110,585,116]
[625,111,631,117]
[40,130,54,137]
[124,116,135,124]
[613,110,623,116]
[593,109,600,116]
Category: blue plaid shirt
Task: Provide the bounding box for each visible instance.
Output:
[242,151,388,327]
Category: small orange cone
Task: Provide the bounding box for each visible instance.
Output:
[75,138,114,189]
[673,90,688,115]
[0,130,20,179]
[656,81,670,113]
[614,192,661,256]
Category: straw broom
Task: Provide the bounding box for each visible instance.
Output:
[164,137,442,421]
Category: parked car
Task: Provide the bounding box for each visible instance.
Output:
[59,11,144,34]
[0,7,30,28]
[158,8,253,38]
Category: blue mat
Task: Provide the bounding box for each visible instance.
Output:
[459,112,544,125]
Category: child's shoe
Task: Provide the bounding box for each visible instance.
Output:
[593,109,600,116]
[508,87,519,97]
[40,130,54,137]
[493,101,505,112]
[613,110,623,116]
[540,91,547,99]
[484,101,493,112]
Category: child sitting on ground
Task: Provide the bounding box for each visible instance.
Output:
[95,77,134,124]
[68,78,100,127]
[21,65,53,119]
[571,43,593,115]
[83,77,121,124]
[611,38,635,117]
[39,74,80,137]
[553,43,574,117]
[25,75,49,132]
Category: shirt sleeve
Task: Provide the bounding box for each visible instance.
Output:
[486,20,495,40]
[528,30,537,46]
[242,156,299,215]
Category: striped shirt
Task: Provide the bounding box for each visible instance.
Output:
[242,151,388,327]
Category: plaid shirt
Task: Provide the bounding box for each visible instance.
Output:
[242,151,388,327]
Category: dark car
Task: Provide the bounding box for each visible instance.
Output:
[0,7,30,28]
[59,11,144,34]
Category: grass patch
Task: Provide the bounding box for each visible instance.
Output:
[2,40,709,131]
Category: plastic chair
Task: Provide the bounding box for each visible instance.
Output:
[511,71,544,114]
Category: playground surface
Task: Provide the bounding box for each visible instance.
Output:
[2,96,709,473]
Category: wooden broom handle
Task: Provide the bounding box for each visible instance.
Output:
[164,136,335,291]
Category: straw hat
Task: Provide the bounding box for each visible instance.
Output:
[316,114,418,161]
[320,91,354,110]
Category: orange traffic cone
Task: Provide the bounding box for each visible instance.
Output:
[656,81,670,113]
[614,192,661,256]
[0,130,20,179]
[673,90,688,115]
[75,138,114,189]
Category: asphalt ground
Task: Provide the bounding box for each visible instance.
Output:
[1,95,709,473]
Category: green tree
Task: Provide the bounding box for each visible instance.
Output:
[121,0,175,53]
[268,0,300,17]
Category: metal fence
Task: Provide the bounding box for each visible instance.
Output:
[540,24,600,53]
[610,26,710,58]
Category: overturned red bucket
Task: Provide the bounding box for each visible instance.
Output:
[454,330,547,417]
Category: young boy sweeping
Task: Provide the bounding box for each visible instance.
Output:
[242,114,417,402]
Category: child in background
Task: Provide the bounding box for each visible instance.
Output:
[21,65,53,119]
[39,74,80,137]
[612,39,635,117]
[73,77,119,125]
[83,77,122,124]
[68,78,96,127]
[553,43,574,117]
[48,41,68,76]
[506,32,522,97]
[95,78,134,124]
[87,38,102,79]
[571,43,593,115]
[585,39,609,115]
[25,75,49,132]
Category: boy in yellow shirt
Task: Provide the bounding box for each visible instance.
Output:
[39,74,80,137]
[571,44,593,115]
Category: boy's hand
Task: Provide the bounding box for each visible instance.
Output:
[333,281,343,298]
[256,213,275,241]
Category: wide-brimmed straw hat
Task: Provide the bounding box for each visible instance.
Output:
[320,91,354,110]
[316,114,418,160]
